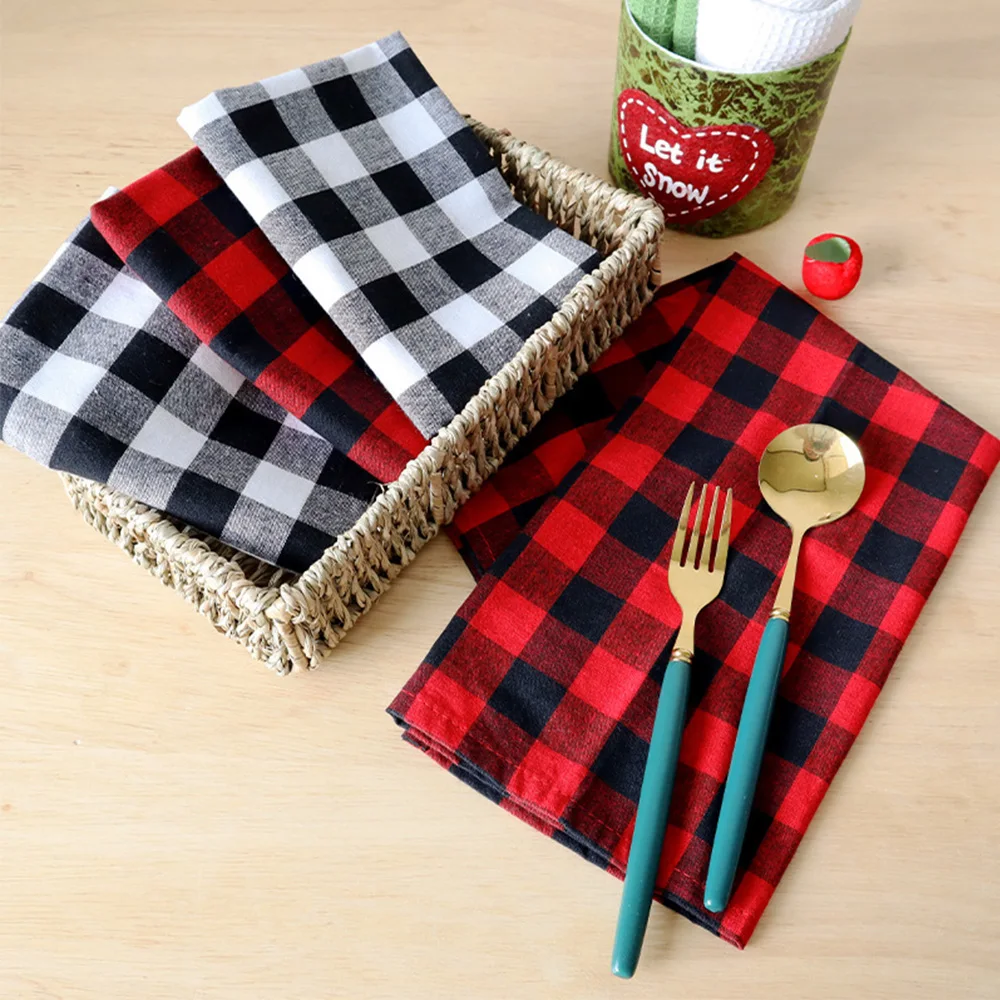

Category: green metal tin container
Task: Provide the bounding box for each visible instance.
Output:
[609,0,848,237]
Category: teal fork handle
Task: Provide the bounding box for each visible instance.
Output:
[611,655,690,979]
[704,616,789,913]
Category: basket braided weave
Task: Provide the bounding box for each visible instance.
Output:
[62,118,665,673]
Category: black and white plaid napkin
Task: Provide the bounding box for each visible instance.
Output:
[179,32,602,436]
[0,218,377,571]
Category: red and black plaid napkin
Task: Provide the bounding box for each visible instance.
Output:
[390,254,1000,948]
[91,149,426,484]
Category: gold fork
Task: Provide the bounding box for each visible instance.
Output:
[612,482,733,979]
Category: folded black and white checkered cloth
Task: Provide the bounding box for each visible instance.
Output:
[179,32,602,436]
[0,218,377,571]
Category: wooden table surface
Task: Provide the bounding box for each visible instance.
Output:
[2,1,999,997]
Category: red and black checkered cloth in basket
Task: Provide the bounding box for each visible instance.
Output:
[390,254,1000,949]
[91,149,426,483]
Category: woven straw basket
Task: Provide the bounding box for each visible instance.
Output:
[61,118,665,673]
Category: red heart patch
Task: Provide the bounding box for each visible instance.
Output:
[617,89,775,224]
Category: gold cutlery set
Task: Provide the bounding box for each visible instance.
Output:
[612,423,866,978]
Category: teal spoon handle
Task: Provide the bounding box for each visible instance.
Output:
[704,616,789,913]
[611,654,690,979]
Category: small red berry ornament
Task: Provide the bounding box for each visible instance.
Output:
[802,234,862,300]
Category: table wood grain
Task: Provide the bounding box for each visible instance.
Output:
[1,1,998,997]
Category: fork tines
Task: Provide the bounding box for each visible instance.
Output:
[671,482,733,573]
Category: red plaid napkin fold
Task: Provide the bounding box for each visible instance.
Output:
[90,149,426,483]
[390,254,1000,949]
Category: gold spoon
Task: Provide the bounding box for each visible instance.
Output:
[704,424,865,913]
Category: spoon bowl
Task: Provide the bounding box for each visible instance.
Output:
[759,423,865,533]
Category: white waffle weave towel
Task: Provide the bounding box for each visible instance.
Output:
[694,0,860,73]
